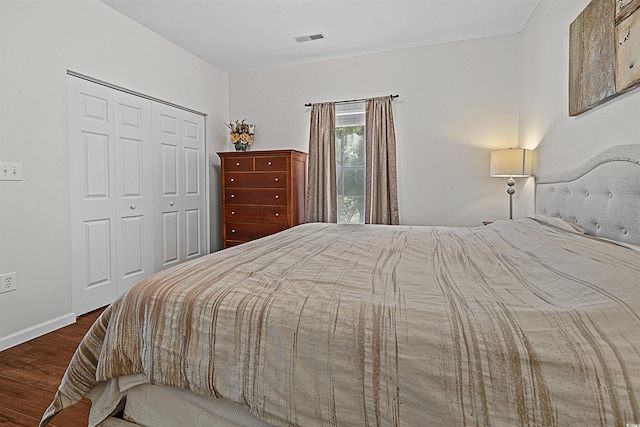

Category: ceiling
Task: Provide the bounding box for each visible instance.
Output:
[101,0,541,73]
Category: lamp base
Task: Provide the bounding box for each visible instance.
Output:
[506,178,515,220]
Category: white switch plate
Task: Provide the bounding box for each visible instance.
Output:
[0,162,23,181]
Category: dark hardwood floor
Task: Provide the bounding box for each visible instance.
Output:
[0,307,105,427]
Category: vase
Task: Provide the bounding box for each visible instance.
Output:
[234,142,247,151]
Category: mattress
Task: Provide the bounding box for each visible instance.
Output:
[42,217,640,426]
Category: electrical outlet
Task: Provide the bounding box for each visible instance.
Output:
[0,162,23,181]
[0,272,17,293]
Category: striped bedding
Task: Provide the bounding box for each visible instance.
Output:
[41,217,640,426]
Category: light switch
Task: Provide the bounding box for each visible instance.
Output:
[0,162,23,181]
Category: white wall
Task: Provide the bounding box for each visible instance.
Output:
[229,35,522,226]
[0,0,228,345]
[7,0,634,350]
[519,0,640,214]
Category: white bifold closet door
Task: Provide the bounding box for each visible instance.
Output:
[152,104,206,271]
[68,76,206,315]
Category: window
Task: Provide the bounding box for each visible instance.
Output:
[335,102,365,223]
[307,97,397,225]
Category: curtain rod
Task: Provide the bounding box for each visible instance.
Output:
[304,94,399,107]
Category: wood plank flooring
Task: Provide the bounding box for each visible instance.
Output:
[0,307,105,427]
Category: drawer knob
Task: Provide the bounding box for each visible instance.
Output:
[274,178,279,182]
[231,229,236,233]
[275,213,279,217]
[236,162,241,167]
[231,211,236,215]
[230,194,235,198]
[275,195,279,199]
[169,202,174,206]
[130,204,136,210]
[268,161,272,166]
[230,178,235,182]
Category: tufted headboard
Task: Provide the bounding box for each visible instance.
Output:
[535,144,640,246]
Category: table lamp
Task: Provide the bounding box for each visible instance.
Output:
[490,148,532,219]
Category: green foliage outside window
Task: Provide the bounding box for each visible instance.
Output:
[336,125,365,223]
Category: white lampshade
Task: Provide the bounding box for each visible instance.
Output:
[490,148,532,177]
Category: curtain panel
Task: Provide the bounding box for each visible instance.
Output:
[365,96,399,225]
[306,102,337,223]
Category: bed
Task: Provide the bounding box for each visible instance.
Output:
[41,144,640,427]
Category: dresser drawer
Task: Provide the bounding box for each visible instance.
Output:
[255,156,287,171]
[226,222,288,241]
[225,205,288,224]
[225,188,288,205]
[225,172,287,188]
[223,157,253,171]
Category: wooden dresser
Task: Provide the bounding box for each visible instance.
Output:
[218,149,307,248]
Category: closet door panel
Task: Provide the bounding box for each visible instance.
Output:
[185,208,201,258]
[181,112,206,261]
[69,77,117,315]
[84,219,113,287]
[114,91,154,294]
[184,147,200,195]
[161,145,179,196]
[121,139,142,195]
[161,211,180,265]
[83,132,111,200]
[120,216,145,277]
[153,104,183,270]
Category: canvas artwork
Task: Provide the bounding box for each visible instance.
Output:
[569,0,616,116]
[569,0,640,116]
[616,5,640,91]
[616,0,640,23]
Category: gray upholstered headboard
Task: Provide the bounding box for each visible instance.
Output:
[535,144,640,246]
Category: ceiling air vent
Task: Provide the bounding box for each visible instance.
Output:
[294,33,325,43]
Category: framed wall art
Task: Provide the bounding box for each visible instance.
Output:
[569,0,640,116]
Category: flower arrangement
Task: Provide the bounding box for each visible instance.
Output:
[225,119,255,150]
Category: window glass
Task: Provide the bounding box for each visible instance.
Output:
[335,102,365,224]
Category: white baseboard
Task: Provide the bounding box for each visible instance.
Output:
[0,312,77,352]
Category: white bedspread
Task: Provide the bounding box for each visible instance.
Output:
[41,218,640,426]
